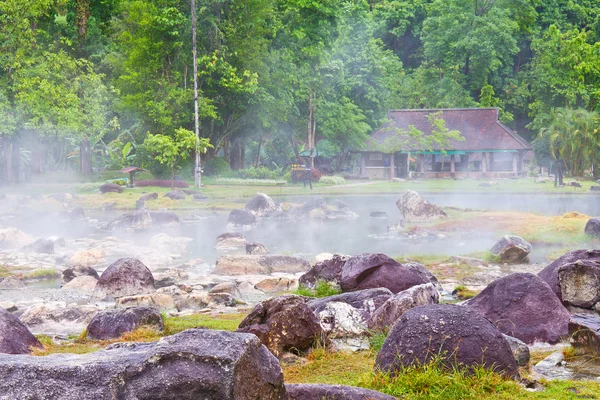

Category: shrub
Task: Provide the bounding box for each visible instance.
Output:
[294,280,341,298]
[311,168,322,182]
[71,183,101,193]
[233,166,280,180]
[215,178,286,185]
[319,175,345,185]
[107,179,127,186]
[283,171,292,183]
[136,180,189,188]
[204,157,231,176]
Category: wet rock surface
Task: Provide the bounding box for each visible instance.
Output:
[569,314,600,356]
[62,265,100,283]
[375,304,518,377]
[228,209,257,226]
[503,334,530,367]
[315,301,369,351]
[286,384,395,400]
[214,255,310,275]
[0,329,287,400]
[340,253,437,294]
[584,218,600,237]
[0,308,42,354]
[164,190,186,200]
[538,249,600,301]
[299,254,348,289]
[95,258,155,299]
[244,193,282,217]
[368,283,439,332]
[558,260,600,308]
[246,242,269,255]
[490,235,532,263]
[465,273,570,344]
[21,238,55,254]
[216,232,247,249]
[396,191,447,221]
[237,295,322,356]
[86,306,164,340]
[99,183,123,194]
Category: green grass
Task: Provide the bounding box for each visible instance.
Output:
[465,251,502,264]
[452,285,479,300]
[163,313,245,334]
[294,280,342,298]
[283,347,600,400]
[21,268,61,280]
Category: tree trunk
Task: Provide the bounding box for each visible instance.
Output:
[171,165,175,189]
[256,133,263,167]
[191,0,202,188]
[80,138,92,176]
[307,91,316,169]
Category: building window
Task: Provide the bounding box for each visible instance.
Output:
[369,153,383,161]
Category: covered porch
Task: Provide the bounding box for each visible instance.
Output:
[358,150,527,179]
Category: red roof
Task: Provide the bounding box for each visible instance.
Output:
[369,108,531,152]
[120,166,143,173]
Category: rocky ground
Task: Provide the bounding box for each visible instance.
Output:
[1,190,600,398]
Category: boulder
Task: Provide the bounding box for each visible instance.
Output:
[149,233,192,255]
[307,288,393,323]
[503,334,530,367]
[228,209,257,226]
[315,301,369,351]
[116,293,176,311]
[103,210,180,230]
[136,199,145,210]
[62,275,98,293]
[209,282,241,297]
[86,307,164,340]
[396,191,447,221]
[299,254,349,289]
[138,192,158,202]
[340,253,437,294]
[255,277,298,293]
[591,186,600,192]
[296,197,327,216]
[19,304,99,336]
[286,384,395,400]
[0,308,42,354]
[246,242,269,255]
[103,201,117,211]
[102,210,153,230]
[0,277,25,289]
[558,260,600,308]
[95,258,155,299]
[62,265,100,283]
[368,283,439,332]
[0,329,287,399]
[244,193,282,217]
[216,232,247,249]
[20,238,55,254]
[68,207,85,220]
[237,295,322,356]
[369,211,388,219]
[465,273,570,344]
[490,235,532,263]
[585,218,600,238]
[164,190,186,200]
[214,255,310,275]
[375,304,518,377]
[99,183,123,194]
[68,248,105,267]
[0,227,33,250]
[569,314,600,356]
[538,249,600,301]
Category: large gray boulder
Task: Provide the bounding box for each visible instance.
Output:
[375,304,518,377]
[584,218,600,238]
[216,232,247,249]
[299,254,349,289]
[569,314,600,356]
[244,193,282,217]
[538,249,600,302]
[307,288,393,322]
[465,273,570,344]
[0,308,42,354]
[214,255,310,275]
[490,235,532,263]
[102,210,179,230]
[20,238,55,254]
[340,253,437,294]
[94,258,155,299]
[286,384,395,400]
[99,183,123,194]
[559,260,600,308]
[0,329,287,399]
[368,283,439,332]
[86,307,164,340]
[237,295,322,356]
[164,190,186,200]
[62,265,99,284]
[314,301,370,352]
[396,191,447,221]
[228,209,257,226]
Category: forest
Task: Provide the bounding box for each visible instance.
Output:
[1,0,600,183]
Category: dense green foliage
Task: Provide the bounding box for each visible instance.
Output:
[2,0,600,183]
